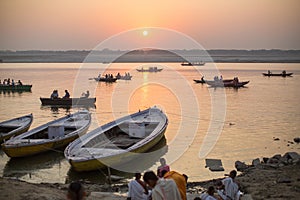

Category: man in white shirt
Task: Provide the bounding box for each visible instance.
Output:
[143,171,182,200]
[222,170,240,200]
[127,173,149,200]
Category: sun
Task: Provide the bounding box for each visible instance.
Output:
[142,30,148,36]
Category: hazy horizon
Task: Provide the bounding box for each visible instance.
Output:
[1,0,299,50]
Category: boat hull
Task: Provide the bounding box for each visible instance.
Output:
[0,85,32,91]
[94,77,117,82]
[262,73,293,77]
[40,97,96,106]
[206,80,249,88]
[0,114,33,143]
[2,133,87,157]
[68,127,166,172]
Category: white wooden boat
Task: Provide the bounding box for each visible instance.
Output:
[64,107,168,172]
[2,110,91,157]
[0,114,33,143]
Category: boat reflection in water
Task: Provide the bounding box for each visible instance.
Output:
[40,105,96,114]
[66,136,168,184]
[3,151,65,180]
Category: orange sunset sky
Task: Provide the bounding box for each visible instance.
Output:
[0,0,299,50]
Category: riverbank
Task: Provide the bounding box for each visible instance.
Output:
[0,151,299,200]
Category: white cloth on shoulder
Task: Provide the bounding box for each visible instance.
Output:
[200,193,218,200]
[222,177,240,200]
[128,180,148,200]
[151,178,182,200]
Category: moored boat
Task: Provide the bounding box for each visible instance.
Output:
[2,110,91,157]
[0,114,33,143]
[0,84,32,92]
[136,67,163,72]
[40,97,96,106]
[64,106,168,172]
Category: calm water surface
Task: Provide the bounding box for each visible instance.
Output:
[0,63,299,183]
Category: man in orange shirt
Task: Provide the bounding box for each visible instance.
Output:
[163,171,188,200]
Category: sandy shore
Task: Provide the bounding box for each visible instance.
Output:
[1,152,299,200]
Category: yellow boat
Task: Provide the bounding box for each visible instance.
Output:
[65,106,168,172]
[0,114,33,143]
[2,110,91,158]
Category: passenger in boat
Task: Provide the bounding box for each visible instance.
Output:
[163,171,188,200]
[7,78,10,85]
[0,80,2,85]
[157,158,170,178]
[110,74,113,79]
[18,80,23,85]
[143,171,181,200]
[268,70,271,74]
[98,73,101,79]
[220,75,223,80]
[81,90,90,98]
[105,74,108,79]
[282,70,286,75]
[63,90,70,99]
[50,90,59,99]
[67,181,86,200]
[127,173,149,200]
[201,76,205,82]
[220,170,241,200]
[11,79,15,86]
[116,72,121,79]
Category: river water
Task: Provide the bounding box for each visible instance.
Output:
[0,62,299,183]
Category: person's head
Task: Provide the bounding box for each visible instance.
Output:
[194,197,201,200]
[229,170,237,179]
[67,181,85,200]
[65,90,68,92]
[135,173,141,180]
[143,171,158,189]
[207,186,215,196]
[159,158,166,166]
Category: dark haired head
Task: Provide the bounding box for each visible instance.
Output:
[229,170,237,179]
[143,171,158,188]
[67,181,85,200]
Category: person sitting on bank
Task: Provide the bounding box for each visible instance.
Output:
[50,90,59,99]
[67,181,86,200]
[81,90,90,98]
[143,171,181,200]
[127,173,149,200]
[221,170,241,200]
[200,186,218,200]
[63,90,70,98]
[157,158,170,178]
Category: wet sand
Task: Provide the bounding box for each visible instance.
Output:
[1,152,299,200]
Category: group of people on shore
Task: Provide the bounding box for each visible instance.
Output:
[50,90,90,99]
[66,158,241,200]
[0,78,23,86]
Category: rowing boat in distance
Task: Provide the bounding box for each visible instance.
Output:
[205,79,250,88]
[2,110,91,157]
[0,85,32,92]
[136,67,163,72]
[181,62,205,66]
[0,114,33,143]
[94,77,117,82]
[194,79,233,84]
[65,106,168,172]
[40,97,96,106]
[262,72,293,77]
